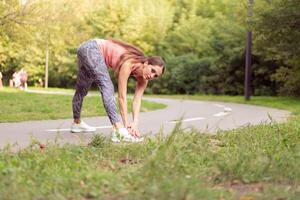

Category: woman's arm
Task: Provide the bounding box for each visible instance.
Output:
[117,63,131,127]
[128,79,148,136]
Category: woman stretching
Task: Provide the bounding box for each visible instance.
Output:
[71,38,165,142]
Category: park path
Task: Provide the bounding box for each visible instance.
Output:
[0,92,290,149]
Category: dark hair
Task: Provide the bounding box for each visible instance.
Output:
[108,38,165,75]
[147,56,166,75]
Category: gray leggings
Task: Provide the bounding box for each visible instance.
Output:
[72,39,120,124]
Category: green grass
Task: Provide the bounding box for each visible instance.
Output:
[0,119,299,199]
[1,88,300,199]
[27,86,76,93]
[0,88,166,122]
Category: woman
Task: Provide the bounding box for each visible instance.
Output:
[71,38,165,143]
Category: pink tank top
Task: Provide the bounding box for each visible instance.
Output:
[96,39,126,71]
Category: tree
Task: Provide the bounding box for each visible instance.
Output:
[254,0,300,95]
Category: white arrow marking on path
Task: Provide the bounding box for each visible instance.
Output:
[213,104,225,108]
[213,105,233,117]
[45,125,112,132]
[224,107,232,112]
[213,112,229,117]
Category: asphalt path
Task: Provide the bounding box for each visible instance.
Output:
[0,96,290,149]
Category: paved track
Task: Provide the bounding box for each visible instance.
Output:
[0,96,290,149]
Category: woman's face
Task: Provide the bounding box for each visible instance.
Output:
[142,62,163,81]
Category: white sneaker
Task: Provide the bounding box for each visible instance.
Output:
[70,121,96,133]
[111,128,144,143]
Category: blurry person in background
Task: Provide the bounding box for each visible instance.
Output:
[19,68,28,90]
[0,71,3,89]
[13,71,21,88]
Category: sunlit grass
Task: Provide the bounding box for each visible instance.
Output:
[0,88,166,122]
[0,118,299,199]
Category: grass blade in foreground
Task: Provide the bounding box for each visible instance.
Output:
[0,118,299,199]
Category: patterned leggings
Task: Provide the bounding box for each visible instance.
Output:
[72,39,120,124]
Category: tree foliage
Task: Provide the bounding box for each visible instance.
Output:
[0,0,298,96]
[254,0,300,96]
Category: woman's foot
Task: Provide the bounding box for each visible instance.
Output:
[71,121,96,133]
[111,128,144,143]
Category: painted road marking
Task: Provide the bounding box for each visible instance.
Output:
[213,104,233,111]
[224,107,232,112]
[45,125,112,132]
[45,104,233,131]
[212,104,233,117]
[213,112,229,117]
[213,104,225,108]
[166,117,206,124]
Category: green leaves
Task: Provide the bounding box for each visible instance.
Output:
[1,0,299,96]
[253,0,300,95]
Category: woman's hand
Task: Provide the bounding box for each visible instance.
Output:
[127,122,140,137]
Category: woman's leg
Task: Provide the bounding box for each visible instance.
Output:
[77,40,122,128]
[72,58,92,122]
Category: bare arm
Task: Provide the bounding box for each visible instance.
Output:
[117,63,131,127]
[127,78,148,137]
[132,79,148,126]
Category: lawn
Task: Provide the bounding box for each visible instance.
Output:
[0,88,166,122]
